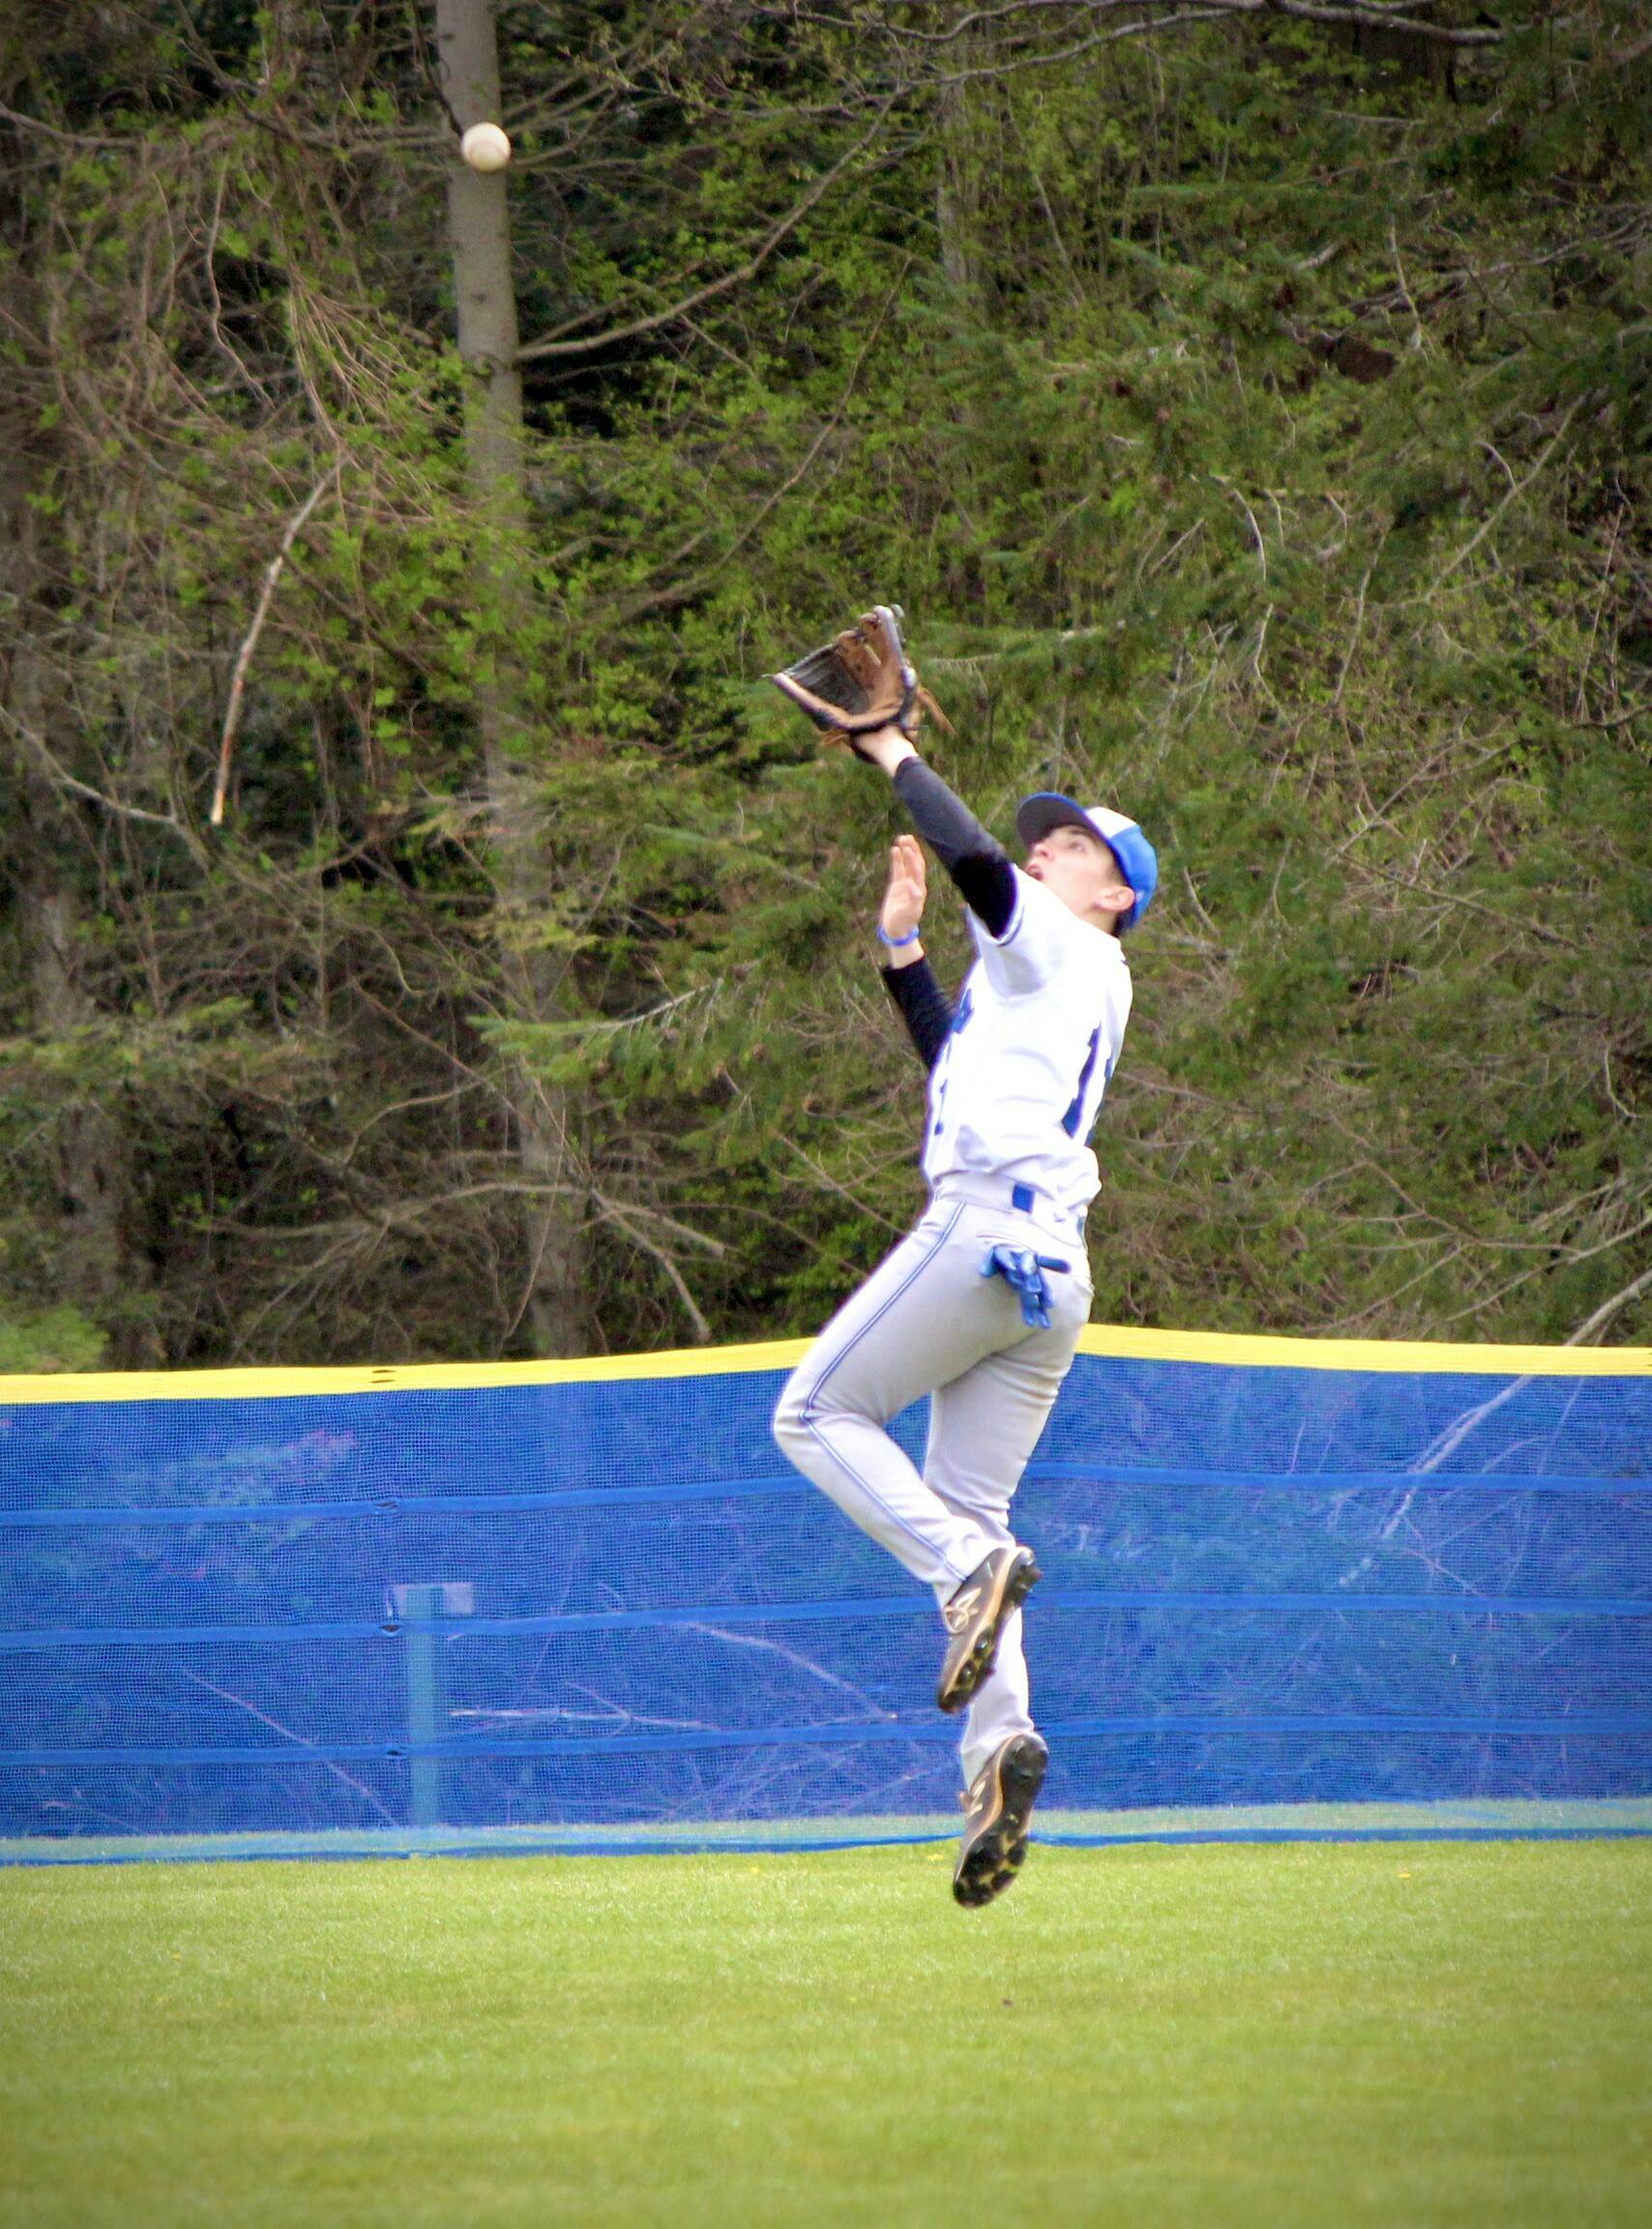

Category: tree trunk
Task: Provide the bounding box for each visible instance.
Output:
[935,65,983,300]
[434,0,588,1356]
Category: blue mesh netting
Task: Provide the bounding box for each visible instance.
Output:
[1,1347,1648,1855]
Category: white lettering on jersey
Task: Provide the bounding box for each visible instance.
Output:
[922,867,1132,1217]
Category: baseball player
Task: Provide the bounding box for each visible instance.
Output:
[768,608,1157,1906]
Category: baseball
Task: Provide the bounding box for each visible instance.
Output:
[459,122,512,173]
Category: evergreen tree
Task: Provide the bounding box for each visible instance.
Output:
[0,1,1646,1365]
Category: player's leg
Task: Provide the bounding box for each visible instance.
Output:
[925,1307,1086,1906]
[928,1271,1091,1792]
[925,1298,1087,1787]
[772,1201,1024,1590]
[910,1241,1090,1716]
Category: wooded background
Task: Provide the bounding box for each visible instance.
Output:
[1,1,1647,1371]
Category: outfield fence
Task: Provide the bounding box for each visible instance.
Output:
[2,1327,1649,1861]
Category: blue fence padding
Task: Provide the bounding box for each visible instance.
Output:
[1,1347,1648,1849]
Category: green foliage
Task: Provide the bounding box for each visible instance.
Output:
[0,1307,106,1374]
[1,2,1648,1363]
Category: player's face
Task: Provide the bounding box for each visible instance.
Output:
[1024,825,1134,927]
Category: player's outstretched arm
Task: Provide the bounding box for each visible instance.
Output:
[765,606,1014,937]
[878,835,953,1070]
[853,728,1017,941]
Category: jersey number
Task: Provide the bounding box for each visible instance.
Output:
[1061,1026,1103,1139]
[931,986,973,1138]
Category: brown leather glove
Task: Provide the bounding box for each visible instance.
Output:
[769,605,951,745]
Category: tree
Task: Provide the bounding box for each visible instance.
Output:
[0,0,1646,1368]
[434,0,587,1355]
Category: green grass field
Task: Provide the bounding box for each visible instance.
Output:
[2,1841,1648,2227]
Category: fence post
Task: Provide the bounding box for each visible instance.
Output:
[390,1582,474,1828]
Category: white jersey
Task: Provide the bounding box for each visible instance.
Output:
[921,866,1132,1219]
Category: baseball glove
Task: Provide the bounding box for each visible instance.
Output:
[769,605,952,743]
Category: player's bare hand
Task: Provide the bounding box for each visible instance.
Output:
[880,834,927,951]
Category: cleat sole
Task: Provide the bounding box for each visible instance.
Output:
[952,1735,1048,1910]
[936,1555,1042,1715]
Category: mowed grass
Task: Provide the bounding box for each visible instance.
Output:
[1,1841,1648,2228]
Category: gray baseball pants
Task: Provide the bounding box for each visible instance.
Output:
[772,1180,1092,1789]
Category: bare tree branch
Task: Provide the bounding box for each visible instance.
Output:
[1566,1265,1652,1348]
[778,0,1502,52]
[181,1670,399,1824]
[593,1187,714,1342]
[1430,396,1585,593]
[516,104,899,363]
[1,703,203,852]
[210,470,337,826]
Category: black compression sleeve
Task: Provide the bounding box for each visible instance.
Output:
[892,758,1018,940]
[880,956,954,1072]
[892,758,1003,871]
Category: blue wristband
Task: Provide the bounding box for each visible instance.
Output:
[877,924,922,949]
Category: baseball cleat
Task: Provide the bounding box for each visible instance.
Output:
[953,1732,1049,1909]
[936,1544,1042,1714]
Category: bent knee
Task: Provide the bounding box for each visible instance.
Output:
[772,1369,814,1457]
[773,1357,865,1455]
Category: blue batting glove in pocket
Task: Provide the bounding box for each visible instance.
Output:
[981,1245,1072,1329]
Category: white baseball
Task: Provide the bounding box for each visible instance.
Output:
[459,122,512,174]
